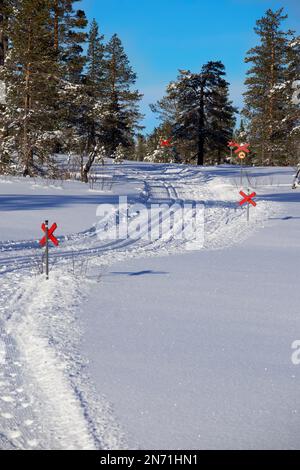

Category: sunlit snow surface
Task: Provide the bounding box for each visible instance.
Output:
[0,162,300,449]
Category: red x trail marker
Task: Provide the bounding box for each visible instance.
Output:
[228,140,237,148]
[160,138,172,147]
[239,191,257,207]
[39,222,59,247]
[234,143,250,155]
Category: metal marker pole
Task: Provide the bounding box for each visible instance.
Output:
[247,190,250,222]
[45,220,49,280]
[240,158,243,187]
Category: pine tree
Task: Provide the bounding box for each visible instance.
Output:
[243,8,293,165]
[50,0,87,81]
[81,19,106,182]
[285,36,300,164]
[151,62,236,165]
[60,5,88,168]
[145,141,174,164]
[48,0,88,162]
[0,0,61,176]
[205,65,237,164]
[102,34,143,156]
[0,1,16,67]
[235,119,247,141]
[268,35,300,166]
[0,1,9,65]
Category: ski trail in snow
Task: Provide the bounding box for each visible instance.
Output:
[0,271,126,450]
[0,164,280,449]
[0,281,50,449]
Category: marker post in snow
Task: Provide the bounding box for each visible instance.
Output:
[227,140,237,162]
[160,138,172,148]
[239,190,257,222]
[39,221,59,280]
[235,143,250,186]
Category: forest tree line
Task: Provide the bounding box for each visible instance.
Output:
[0,0,143,180]
[142,8,300,167]
[0,3,299,179]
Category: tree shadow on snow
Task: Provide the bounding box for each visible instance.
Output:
[110,270,168,277]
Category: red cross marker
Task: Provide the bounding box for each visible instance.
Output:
[160,138,172,147]
[39,222,59,247]
[234,143,250,155]
[239,191,257,207]
[228,141,237,148]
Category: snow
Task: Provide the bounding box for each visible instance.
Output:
[290,38,300,48]
[0,162,300,449]
[82,216,300,449]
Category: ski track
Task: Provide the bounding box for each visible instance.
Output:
[0,164,280,449]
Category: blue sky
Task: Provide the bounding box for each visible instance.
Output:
[81,0,300,133]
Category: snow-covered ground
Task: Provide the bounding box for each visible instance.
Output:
[0,162,299,449]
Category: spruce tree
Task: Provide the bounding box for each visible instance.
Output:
[47,0,88,164]
[144,141,174,164]
[285,36,300,164]
[102,34,143,156]
[81,19,106,182]
[0,1,16,66]
[50,0,87,81]
[0,1,9,65]
[204,63,237,164]
[151,62,236,165]
[243,8,293,165]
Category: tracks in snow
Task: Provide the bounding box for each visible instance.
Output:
[0,164,276,449]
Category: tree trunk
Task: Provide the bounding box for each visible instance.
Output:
[0,10,8,66]
[81,149,97,183]
[22,20,33,176]
[22,149,34,177]
[53,0,59,50]
[197,87,205,166]
[197,137,204,166]
[268,40,276,162]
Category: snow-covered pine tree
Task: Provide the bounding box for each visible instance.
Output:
[285,36,300,164]
[94,144,106,166]
[0,1,14,66]
[243,8,293,165]
[0,0,61,176]
[150,84,189,160]
[112,143,125,164]
[204,63,237,164]
[235,119,247,142]
[144,138,174,164]
[50,0,87,82]
[0,1,15,173]
[269,35,300,166]
[49,0,88,160]
[102,34,143,157]
[152,62,236,165]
